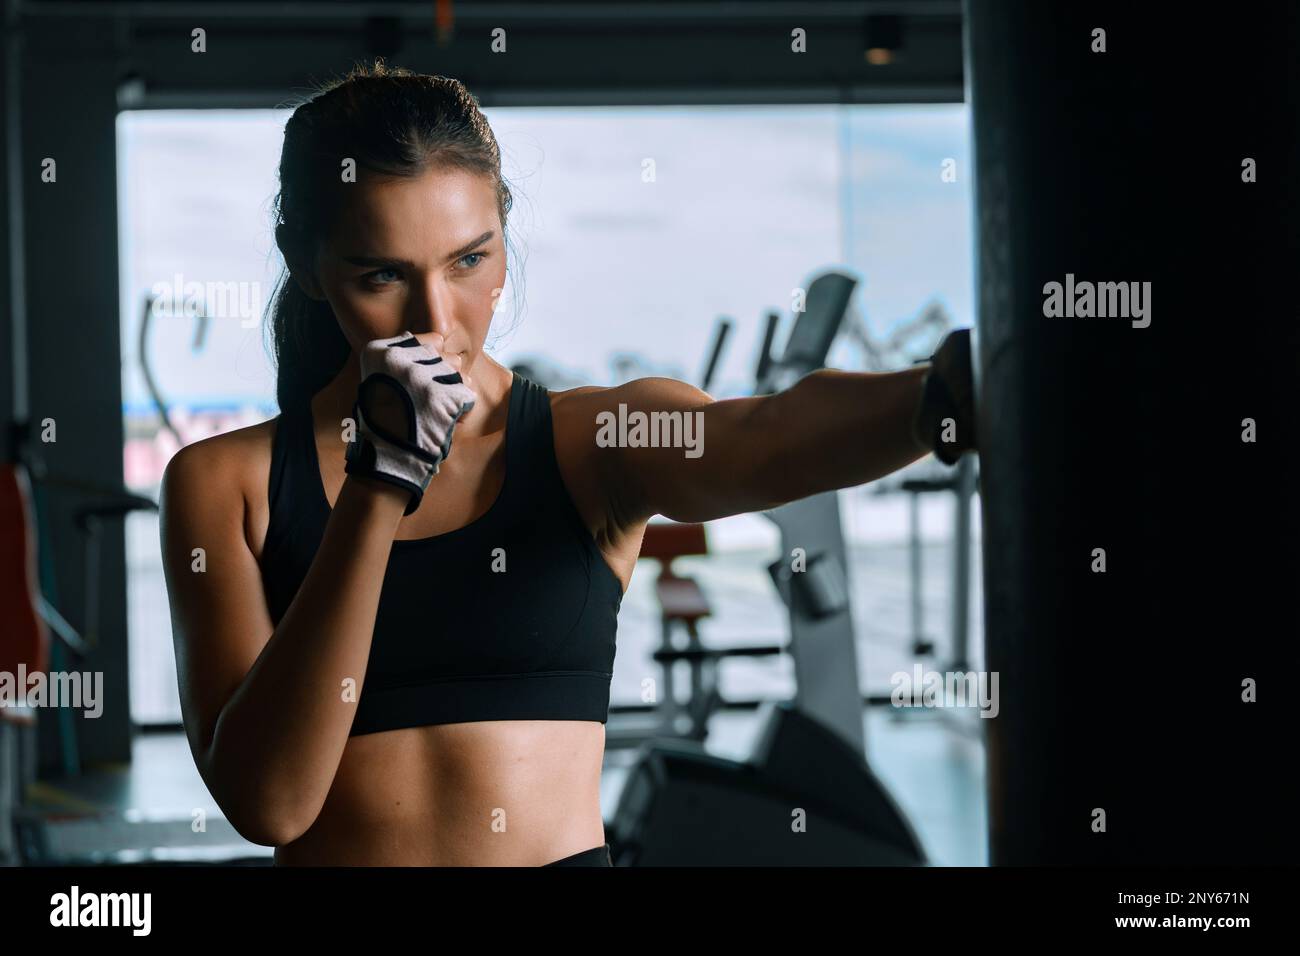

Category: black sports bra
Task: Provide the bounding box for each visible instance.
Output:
[257,371,623,736]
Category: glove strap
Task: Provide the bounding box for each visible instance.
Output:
[344,417,426,516]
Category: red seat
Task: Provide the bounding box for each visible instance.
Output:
[638,519,708,565]
[0,463,49,726]
[654,576,711,622]
[639,520,712,622]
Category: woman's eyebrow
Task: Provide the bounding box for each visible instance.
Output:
[343,230,495,269]
[445,230,495,260]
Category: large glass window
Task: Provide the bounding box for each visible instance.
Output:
[118,104,978,725]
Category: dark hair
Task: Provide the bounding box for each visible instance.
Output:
[265,59,520,412]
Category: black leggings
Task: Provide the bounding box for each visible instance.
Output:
[543,843,612,866]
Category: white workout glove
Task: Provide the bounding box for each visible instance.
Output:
[343,331,477,516]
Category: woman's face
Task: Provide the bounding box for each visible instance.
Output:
[309,165,507,374]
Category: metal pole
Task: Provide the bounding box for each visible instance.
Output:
[5,0,27,426]
[949,455,974,671]
[908,489,923,653]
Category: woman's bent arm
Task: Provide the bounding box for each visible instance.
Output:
[160,436,407,846]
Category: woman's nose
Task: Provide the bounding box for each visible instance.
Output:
[408,281,458,347]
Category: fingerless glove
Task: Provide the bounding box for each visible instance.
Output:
[343,332,477,515]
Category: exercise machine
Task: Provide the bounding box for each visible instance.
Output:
[604,317,794,749]
[607,269,927,864]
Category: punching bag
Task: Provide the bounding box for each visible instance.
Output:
[968,1,1300,864]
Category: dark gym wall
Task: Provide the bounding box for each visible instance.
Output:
[969,1,1300,864]
[2,9,16,440]
[21,27,131,769]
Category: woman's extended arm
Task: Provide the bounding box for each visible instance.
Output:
[570,365,933,527]
[161,439,407,846]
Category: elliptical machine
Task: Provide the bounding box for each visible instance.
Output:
[607,270,928,865]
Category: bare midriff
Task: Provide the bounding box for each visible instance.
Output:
[273,719,607,866]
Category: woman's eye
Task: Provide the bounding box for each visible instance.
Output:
[364,268,400,286]
[459,252,486,269]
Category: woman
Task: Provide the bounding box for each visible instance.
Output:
[158,61,976,867]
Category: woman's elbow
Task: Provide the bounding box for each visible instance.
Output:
[230,800,312,847]
[218,786,316,848]
[200,747,318,847]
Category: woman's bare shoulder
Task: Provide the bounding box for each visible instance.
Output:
[160,417,280,557]
[163,417,277,486]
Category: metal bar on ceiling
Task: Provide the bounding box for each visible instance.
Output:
[18,1,963,21]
